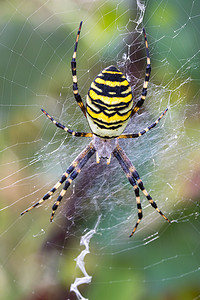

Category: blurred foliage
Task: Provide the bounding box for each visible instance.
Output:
[0,0,200,300]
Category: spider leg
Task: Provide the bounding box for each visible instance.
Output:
[118,108,168,139]
[131,28,151,117]
[21,142,95,217]
[113,147,143,237]
[131,166,170,224]
[50,142,96,221]
[71,21,87,117]
[113,145,170,237]
[41,108,93,137]
[21,164,76,216]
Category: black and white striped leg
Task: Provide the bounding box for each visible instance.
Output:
[131,167,170,224]
[131,28,151,117]
[50,142,96,221]
[113,146,143,237]
[20,164,75,216]
[113,145,170,237]
[21,142,96,217]
[118,108,168,139]
[71,21,87,117]
[41,108,92,137]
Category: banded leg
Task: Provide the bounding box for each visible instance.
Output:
[131,166,170,224]
[50,142,96,221]
[21,142,95,217]
[113,147,143,237]
[21,164,76,216]
[131,28,151,117]
[113,145,170,236]
[41,108,93,137]
[118,108,168,139]
[71,21,87,117]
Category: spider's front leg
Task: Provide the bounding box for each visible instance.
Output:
[131,165,171,224]
[113,146,143,237]
[20,162,76,216]
[21,142,96,221]
[50,143,95,221]
[113,145,170,237]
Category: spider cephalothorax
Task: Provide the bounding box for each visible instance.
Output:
[21,22,170,237]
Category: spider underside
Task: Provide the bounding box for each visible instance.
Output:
[21,21,170,237]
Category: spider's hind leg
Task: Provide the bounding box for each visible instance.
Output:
[131,28,151,117]
[71,21,87,117]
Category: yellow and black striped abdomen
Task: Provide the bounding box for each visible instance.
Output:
[86,65,133,138]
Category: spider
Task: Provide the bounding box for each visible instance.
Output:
[21,21,171,237]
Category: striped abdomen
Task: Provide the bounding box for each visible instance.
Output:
[86,65,133,138]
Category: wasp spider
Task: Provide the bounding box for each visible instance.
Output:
[21,22,170,237]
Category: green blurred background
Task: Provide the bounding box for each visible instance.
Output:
[0,0,200,299]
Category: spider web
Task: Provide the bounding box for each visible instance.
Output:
[0,0,200,299]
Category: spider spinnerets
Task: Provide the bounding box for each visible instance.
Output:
[21,21,170,237]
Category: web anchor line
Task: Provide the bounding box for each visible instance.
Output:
[69,215,101,300]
